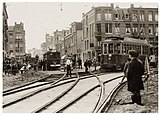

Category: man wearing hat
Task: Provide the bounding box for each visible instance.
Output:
[127,50,145,105]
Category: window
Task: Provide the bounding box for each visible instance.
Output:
[132,14,137,21]
[115,14,118,20]
[149,26,153,34]
[125,14,129,19]
[16,34,22,40]
[139,12,144,21]
[10,43,13,49]
[155,12,158,21]
[148,12,153,21]
[9,35,13,39]
[133,25,138,34]
[108,43,113,53]
[114,43,120,54]
[96,13,101,21]
[104,44,107,54]
[86,28,88,38]
[96,23,101,34]
[115,23,120,34]
[123,44,127,54]
[105,23,112,33]
[86,16,88,25]
[105,12,112,20]
[126,24,131,34]
[140,27,144,35]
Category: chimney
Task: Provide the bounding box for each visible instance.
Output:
[111,3,114,8]
[131,4,134,8]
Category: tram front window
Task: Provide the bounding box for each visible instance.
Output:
[114,43,120,54]
[108,43,113,53]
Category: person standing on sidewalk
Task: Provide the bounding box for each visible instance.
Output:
[127,50,145,105]
[84,59,89,73]
[77,57,82,69]
[66,57,72,77]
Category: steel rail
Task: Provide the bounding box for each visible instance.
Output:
[31,69,80,113]
[3,72,103,108]
[3,74,51,93]
[90,72,105,113]
[96,81,126,113]
[3,74,66,96]
[3,73,66,108]
[52,75,123,113]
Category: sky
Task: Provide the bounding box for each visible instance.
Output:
[4,1,158,50]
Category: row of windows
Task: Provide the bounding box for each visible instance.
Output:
[96,23,158,34]
[103,43,149,55]
[96,11,158,22]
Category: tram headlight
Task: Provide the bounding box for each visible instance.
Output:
[109,54,112,57]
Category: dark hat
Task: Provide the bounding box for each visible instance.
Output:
[128,50,138,57]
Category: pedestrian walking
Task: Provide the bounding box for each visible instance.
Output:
[120,57,131,83]
[93,57,97,71]
[127,50,145,105]
[88,58,92,69]
[84,59,89,73]
[77,57,82,69]
[66,57,72,77]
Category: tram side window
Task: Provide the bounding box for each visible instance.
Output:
[108,43,113,53]
[137,45,141,54]
[123,43,127,54]
[104,44,107,54]
[126,44,129,53]
[114,43,120,54]
[143,46,148,55]
[142,46,145,54]
[132,44,135,50]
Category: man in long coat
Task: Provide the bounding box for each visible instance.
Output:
[127,50,144,105]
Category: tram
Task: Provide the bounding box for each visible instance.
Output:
[43,50,61,70]
[100,37,150,71]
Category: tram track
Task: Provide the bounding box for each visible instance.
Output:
[3,71,124,113]
[3,74,64,96]
[3,71,107,107]
[53,72,123,113]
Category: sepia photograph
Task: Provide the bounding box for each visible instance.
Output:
[2,0,159,113]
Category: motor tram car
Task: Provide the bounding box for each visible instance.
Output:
[100,37,150,71]
[43,51,61,70]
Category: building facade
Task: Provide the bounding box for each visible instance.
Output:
[62,22,82,60]
[82,3,158,62]
[128,4,158,56]
[45,33,55,50]
[3,3,8,58]
[54,30,63,53]
[7,22,26,61]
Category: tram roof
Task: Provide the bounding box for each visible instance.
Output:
[103,37,149,45]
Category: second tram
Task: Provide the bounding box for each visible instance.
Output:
[43,51,61,70]
[100,37,150,71]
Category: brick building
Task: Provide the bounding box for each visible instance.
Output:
[7,22,26,61]
[3,3,9,58]
[82,3,158,62]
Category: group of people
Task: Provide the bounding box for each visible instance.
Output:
[120,50,145,106]
[84,58,93,73]
[65,57,95,77]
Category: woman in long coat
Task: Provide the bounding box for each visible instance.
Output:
[127,50,144,105]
